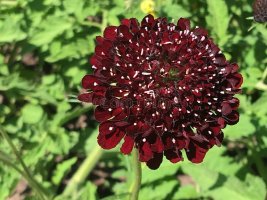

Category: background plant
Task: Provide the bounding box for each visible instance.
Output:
[0,0,267,199]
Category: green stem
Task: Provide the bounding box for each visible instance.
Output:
[0,151,27,178]
[0,151,46,200]
[101,10,108,32]
[63,145,103,196]
[80,21,102,29]
[248,138,267,183]
[256,81,267,91]
[261,67,267,81]
[129,149,142,200]
[252,149,267,183]
[0,127,31,178]
[59,105,93,126]
[0,126,48,200]
[0,0,18,6]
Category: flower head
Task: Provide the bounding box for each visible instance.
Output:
[79,15,243,169]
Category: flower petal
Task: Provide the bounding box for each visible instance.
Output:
[146,153,163,170]
[186,141,209,163]
[164,148,183,163]
[78,93,93,103]
[104,26,117,40]
[94,106,127,122]
[120,135,134,154]
[138,142,153,162]
[98,121,125,149]
[81,75,107,90]
[177,18,190,30]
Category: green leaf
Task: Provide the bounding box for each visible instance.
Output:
[224,114,256,140]
[63,0,85,22]
[0,166,19,200]
[182,163,266,200]
[207,174,266,200]
[182,163,219,192]
[0,73,22,91]
[142,158,180,184]
[199,147,243,176]
[173,185,198,199]
[101,193,129,200]
[0,14,26,42]
[0,54,9,75]
[29,16,72,46]
[139,180,178,200]
[163,0,191,19]
[242,67,262,89]
[52,157,77,185]
[206,0,229,46]
[48,130,78,154]
[21,104,44,124]
[253,92,267,116]
[80,182,98,200]
[46,38,90,62]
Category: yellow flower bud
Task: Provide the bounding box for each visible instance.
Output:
[140,0,156,17]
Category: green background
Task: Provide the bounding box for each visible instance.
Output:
[0,0,267,199]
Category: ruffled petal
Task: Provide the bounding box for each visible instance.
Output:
[186,141,209,163]
[104,26,117,40]
[146,153,163,170]
[98,121,125,149]
[120,135,134,154]
[177,18,190,30]
[164,148,183,163]
[138,142,153,162]
[94,106,127,122]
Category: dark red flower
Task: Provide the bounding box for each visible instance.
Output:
[78,15,243,169]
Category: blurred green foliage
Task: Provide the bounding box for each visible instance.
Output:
[1,0,267,199]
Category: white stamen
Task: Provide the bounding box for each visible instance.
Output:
[133,71,139,78]
[141,48,144,55]
[142,72,151,76]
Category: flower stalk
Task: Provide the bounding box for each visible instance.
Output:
[63,145,103,196]
[0,126,48,200]
[129,149,142,200]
